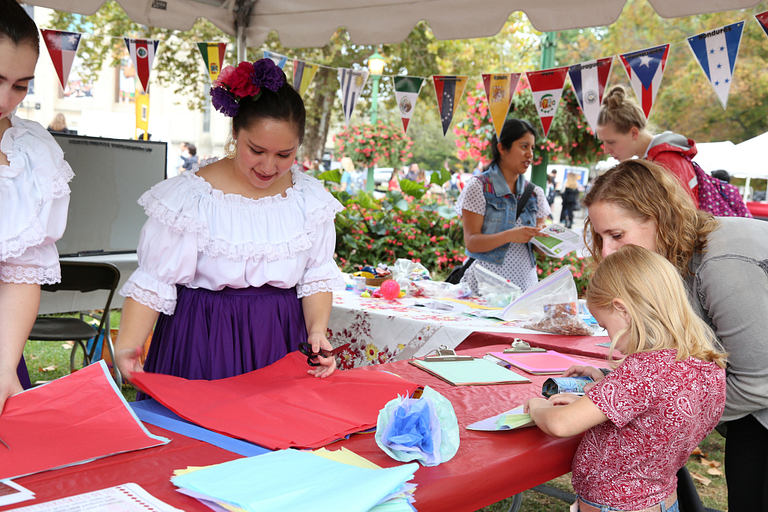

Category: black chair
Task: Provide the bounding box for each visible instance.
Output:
[29,261,121,385]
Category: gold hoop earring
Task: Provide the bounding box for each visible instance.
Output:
[224,136,237,159]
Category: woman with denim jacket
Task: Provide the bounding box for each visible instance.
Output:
[582,158,768,512]
[454,119,550,293]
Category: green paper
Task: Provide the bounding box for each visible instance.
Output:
[410,358,529,386]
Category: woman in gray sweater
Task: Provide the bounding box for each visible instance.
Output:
[583,159,768,512]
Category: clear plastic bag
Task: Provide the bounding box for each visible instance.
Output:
[474,265,522,307]
[410,280,472,299]
[499,266,593,336]
[391,259,431,297]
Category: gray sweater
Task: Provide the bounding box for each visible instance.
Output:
[686,217,768,429]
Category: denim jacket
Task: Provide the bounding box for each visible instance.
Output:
[465,164,538,266]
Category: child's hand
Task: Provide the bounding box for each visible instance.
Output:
[548,393,580,406]
[524,397,551,414]
[563,364,604,382]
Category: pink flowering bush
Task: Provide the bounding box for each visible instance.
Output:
[334,121,414,169]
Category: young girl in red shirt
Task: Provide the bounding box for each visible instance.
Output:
[526,244,727,512]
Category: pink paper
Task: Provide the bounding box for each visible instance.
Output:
[490,350,586,374]
[0,361,168,480]
[131,352,421,450]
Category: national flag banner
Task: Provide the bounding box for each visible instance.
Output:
[263,50,288,69]
[687,21,745,109]
[135,91,150,140]
[433,75,469,136]
[756,11,768,39]
[568,57,613,133]
[293,59,319,97]
[41,29,81,90]
[619,44,671,120]
[393,76,424,133]
[482,73,521,138]
[124,38,160,93]
[337,68,369,126]
[197,42,227,83]
[526,67,569,138]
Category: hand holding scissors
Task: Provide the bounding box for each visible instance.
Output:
[298,342,349,367]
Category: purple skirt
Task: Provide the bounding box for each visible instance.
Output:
[17,357,31,389]
[143,285,307,383]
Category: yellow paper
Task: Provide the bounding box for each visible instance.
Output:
[312,447,382,469]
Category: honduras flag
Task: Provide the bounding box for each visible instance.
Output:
[263,51,288,70]
[687,21,744,109]
[619,44,670,121]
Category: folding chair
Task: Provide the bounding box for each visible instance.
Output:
[28,261,122,386]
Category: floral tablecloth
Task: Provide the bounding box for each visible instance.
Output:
[327,290,556,369]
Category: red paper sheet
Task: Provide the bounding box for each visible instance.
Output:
[489,350,586,374]
[130,352,421,450]
[0,361,169,481]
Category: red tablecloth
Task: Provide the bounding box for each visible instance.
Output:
[4,344,607,512]
[747,201,768,219]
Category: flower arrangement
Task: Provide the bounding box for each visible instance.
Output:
[333,121,414,169]
[210,59,286,117]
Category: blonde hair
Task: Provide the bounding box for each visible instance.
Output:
[596,85,646,133]
[583,159,719,276]
[340,156,355,174]
[587,245,727,368]
[565,172,579,189]
[49,113,67,132]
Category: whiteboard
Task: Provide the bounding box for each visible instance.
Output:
[52,133,167,257]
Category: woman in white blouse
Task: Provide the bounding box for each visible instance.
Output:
[115,59,344,383]
[0,2,74,414]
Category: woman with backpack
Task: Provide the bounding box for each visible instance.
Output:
[453,118,549,293]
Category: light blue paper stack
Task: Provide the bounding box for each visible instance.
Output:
[171,449,419,512]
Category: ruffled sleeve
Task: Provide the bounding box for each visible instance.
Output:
[0,116,73,284]
[119,176,200,315]
[294,171,345,298]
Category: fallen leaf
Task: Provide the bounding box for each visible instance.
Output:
[39,365,58,372]
[28,354,38,360]
[690,472,712,486]
[691,447,704,456]
[700,458,721,468]
[62,343,73,350]
[707,468,723,476]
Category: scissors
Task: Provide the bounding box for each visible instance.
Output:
[298,342,350,366]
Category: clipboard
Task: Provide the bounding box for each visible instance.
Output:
[409,357,530,386]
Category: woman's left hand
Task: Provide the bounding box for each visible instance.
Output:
[306,332,337,378]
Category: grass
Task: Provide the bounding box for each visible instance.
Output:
[23,310,728,511]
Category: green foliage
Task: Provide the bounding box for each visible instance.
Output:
[334,196,465,275]
[453,79,606,168]
[536,251,594,298]
[334,120,414,168]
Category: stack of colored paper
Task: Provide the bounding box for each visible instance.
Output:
[172,449,419,512]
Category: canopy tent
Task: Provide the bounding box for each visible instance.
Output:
[695,136,768,179]
[25,0,765,59]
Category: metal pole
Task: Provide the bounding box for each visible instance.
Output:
[367,74,381,192]
[531,32,556,190]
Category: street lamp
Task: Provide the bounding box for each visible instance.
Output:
[366,50,386,191]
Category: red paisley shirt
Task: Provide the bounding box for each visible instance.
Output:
[572,349,725,510]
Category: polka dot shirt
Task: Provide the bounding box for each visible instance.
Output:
[454,177,551,293]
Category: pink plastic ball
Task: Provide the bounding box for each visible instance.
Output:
[380,279,401,300]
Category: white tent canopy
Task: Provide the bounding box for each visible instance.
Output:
[695,136,768,179]
[26,0,764,49]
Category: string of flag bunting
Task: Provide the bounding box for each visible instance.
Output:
[40,12,767,141]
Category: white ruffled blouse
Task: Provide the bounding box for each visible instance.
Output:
[120,164,346,315]
[0,114,73,285]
